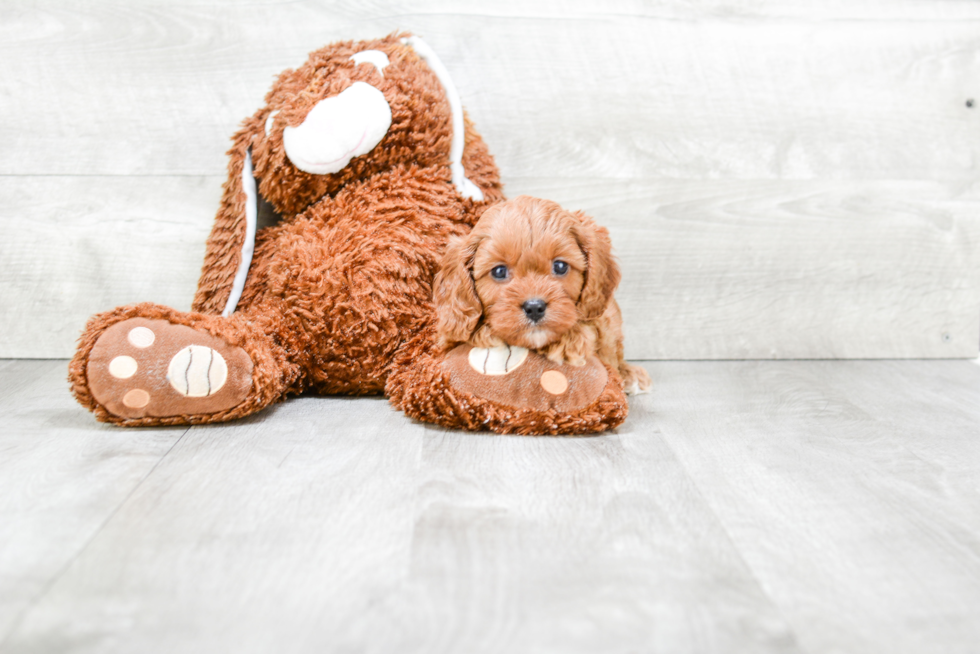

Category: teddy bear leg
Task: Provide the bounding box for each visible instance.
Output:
[70,303,295,426]
[386,331,630,436]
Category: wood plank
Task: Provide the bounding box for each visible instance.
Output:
[800,359,980,512]
[0,395,428,653]
[0,176,217,358]
[5,358,980,652]
[0,360,54,402]
[372,427,798,653]
[505,177,980,359]
[5,176,977,359]
[0,382,800,653]
[452,18,980,182]
[0,360,184,641]
[648,359,980,654]
[0,3,977,179]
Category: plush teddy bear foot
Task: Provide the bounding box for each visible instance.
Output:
[84,317,254,421]
[444,344,610,413]
[387,340,629,436]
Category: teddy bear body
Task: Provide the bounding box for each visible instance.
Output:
[231,165,477,397]
[69,33,629,434]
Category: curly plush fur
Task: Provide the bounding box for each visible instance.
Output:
[386,328,628,435]
[68,33,633,435]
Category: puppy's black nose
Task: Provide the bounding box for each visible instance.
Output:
[522,298,547,323]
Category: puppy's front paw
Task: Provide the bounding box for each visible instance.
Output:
[469,325,506,349]
[620,363,652,395]
[545,343,590,367]
[545,349,586,367]
[543,325,597,368]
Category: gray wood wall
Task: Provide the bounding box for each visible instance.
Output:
[2,1,978,359]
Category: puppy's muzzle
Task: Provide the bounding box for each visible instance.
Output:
[522,298,547,323]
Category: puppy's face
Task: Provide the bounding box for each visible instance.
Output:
[434,196,620,350]
[472,205,586,348]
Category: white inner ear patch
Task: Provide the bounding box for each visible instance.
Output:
[468,345,529,376]
[350,50,389,76]
[282,82,392,175]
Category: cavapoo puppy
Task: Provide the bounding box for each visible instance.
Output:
[434,195,652,394]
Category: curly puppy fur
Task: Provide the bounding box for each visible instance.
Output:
[433,196,652,394]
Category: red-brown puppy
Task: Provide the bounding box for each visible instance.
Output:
[434,195,651,394]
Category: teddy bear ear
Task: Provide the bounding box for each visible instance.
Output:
[191,130,258,316]
[401,36,484,202]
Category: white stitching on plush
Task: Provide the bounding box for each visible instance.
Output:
[264,110,279,137]
[402,36,484,201]
[350,50,390,76]
[221,149,257,317]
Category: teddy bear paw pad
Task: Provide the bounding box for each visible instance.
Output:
[443,345,607,412]
[86,318,253,419]
[467,344,528,375]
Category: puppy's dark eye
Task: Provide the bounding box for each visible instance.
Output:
[552,260,569,276]
[490,265,508,281]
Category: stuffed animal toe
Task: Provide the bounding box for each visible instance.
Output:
[70,303,286,426]
[386,334,628,436]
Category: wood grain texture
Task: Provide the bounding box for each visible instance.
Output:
[650,359,980,654]
[0,369,797,654]
[1,1,979,359]
[506,178,980,359]
[368,429,796,653]
[1,2,978,178]
[0,395,429,653]
[0,176,216,358]
[0,360,184,639]
[3,358,980,652]
[5,176,976,359]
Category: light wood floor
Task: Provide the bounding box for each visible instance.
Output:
[1,358,979,653]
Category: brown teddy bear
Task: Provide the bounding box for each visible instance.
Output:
[68,33,630,435]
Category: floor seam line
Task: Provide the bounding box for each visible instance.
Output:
[0,426,192,650]
[655,422,814,654]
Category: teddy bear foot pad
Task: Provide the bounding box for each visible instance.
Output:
[86,318,253,420]
[443,345,608,412]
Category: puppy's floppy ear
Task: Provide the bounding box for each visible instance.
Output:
[572,210,621,321]
[433,232,484,348]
